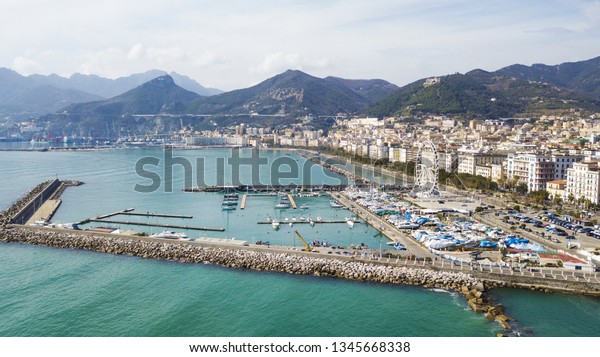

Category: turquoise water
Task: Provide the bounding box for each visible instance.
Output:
[0,243,498,337]
[1,148,600,336]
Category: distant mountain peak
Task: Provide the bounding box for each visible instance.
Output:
[141,74,175,87]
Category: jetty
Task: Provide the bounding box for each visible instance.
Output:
[257,219,361,225]
[183,183,407,193]
[85,219,225,232]
[240,194,247,209]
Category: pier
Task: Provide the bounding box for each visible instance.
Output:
[94,208,135,220]
[257,219,361,225]
[287,194,297,209]
[183,183,408,193]
[119,211,193,219]
[240,194,247,209]
[86,219,225,232]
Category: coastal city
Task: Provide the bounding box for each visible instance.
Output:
[2,105,600,336]
[4,2,600,353]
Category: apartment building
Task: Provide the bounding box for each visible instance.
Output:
[457,152,506,175]
[566,161,600,205]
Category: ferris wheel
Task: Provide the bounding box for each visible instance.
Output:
[414,141,440,197]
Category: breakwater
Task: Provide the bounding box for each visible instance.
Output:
[0,225,517,334]
[0,180,55,227]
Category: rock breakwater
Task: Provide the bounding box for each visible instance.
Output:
[0,225,516,334]
[0,180,54,227]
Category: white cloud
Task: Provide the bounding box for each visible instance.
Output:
[127,44,145,61]
[251,52,331,76]
[1,1,599,90]
[12,57,44,75]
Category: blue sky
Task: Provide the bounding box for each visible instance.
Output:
[1,0,599,90]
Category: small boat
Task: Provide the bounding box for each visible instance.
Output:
[396,222,420,230]
[346,219,355,228]
[272,221,280,230]
[300,205,309,209]
[222,201,238,206]
[289,222,293,227]
[222,206,236,210]
[309,219,315,227]
[275,197,291,209]
[330,200,344,208]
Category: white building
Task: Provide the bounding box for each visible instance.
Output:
[457,152,506,175]
[566,161,600,205]
[507,153,555,192]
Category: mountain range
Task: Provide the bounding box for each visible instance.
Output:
[367,56,600,118]
[5,56,600,133]
[47,70,400,136]
[0,68,222,118]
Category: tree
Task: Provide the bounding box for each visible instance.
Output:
[553,195,563,206]
[516,183,528,195]
[529,190,550,204]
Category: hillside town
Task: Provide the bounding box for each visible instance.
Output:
[174,113,600,207]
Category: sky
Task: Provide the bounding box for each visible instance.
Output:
[1,0,599,91]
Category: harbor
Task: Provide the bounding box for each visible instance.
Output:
[3,178,600,298]
[2,148,600,338]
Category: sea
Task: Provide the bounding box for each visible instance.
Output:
[0,146,599,337]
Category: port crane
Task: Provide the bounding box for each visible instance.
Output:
[294,230,317,252]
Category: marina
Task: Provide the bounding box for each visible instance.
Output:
[1,148,600,338]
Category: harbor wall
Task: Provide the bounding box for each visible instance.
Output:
[0,180,57,226]
[8,179,62,225]
[0,226,481,291]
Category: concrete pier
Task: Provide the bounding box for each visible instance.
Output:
[25,199,62,225]
[86,218,225,232]
[257,220,361,225]
[287,194,297,209]
[240,194,247,209]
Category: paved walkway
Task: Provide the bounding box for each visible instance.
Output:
[25,199,61,225]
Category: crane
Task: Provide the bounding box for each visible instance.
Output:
[294,230,316,252]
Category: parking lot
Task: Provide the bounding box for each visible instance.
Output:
[488,210,600,255]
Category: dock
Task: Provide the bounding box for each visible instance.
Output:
[86,219,225,232]
[119,211,193,219]
[257,220,361,225]
[240,194,247,209]
[287,194,297,209]
[95,208,135,220]
[76,209,194,225]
